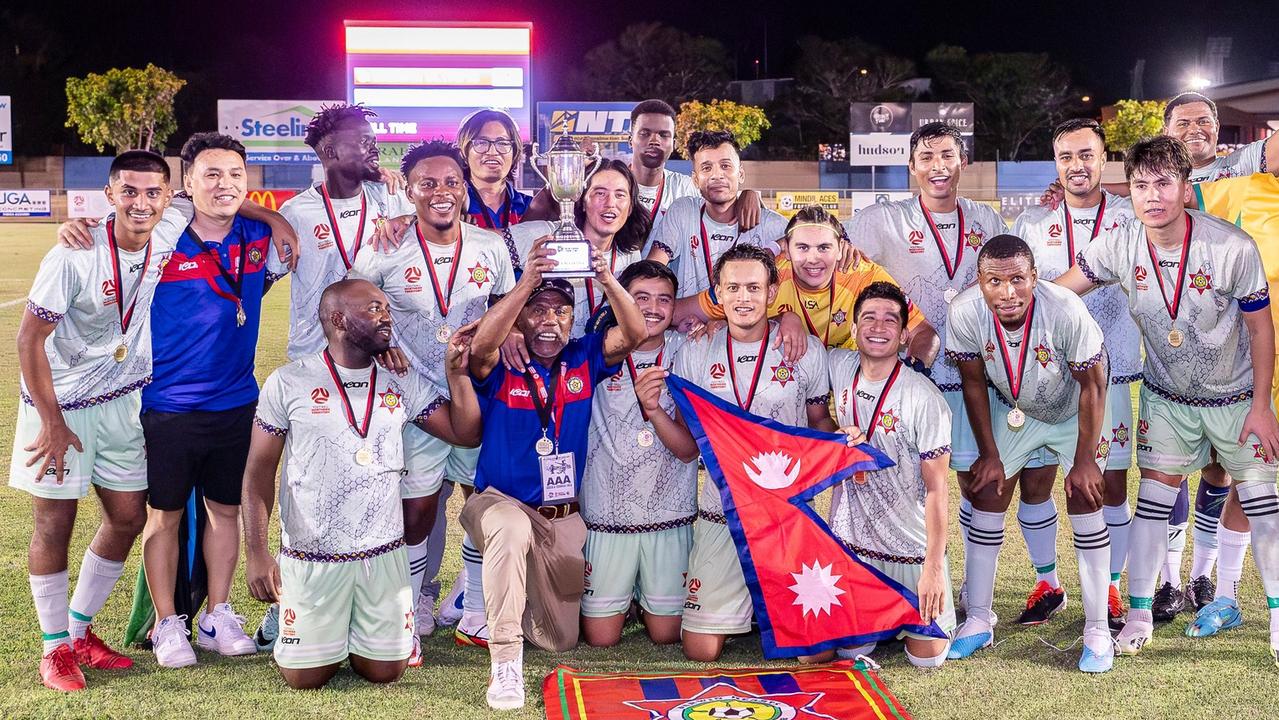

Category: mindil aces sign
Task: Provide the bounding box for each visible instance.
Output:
[219,100,343,164]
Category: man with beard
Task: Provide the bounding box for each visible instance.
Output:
[946,235,1114,673]
[1012,119,1138,631]
[349,140,515,654]
[463,235,646,710]
[242,279,481,689]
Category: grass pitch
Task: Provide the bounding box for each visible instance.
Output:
[0,222,1275,719]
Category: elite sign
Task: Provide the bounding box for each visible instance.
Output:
[218,99,341,164]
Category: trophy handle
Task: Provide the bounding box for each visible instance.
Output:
[527,141,551,186]
[582,149,603,185]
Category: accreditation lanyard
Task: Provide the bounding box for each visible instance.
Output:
[417,223,463,317]
[106,219,152,335]
[319,183,368,270]
[919,196,965,282]
[625,347,665,422]
[850,360,903,440]
[992,298,1036,408]
[647,173,666,222]
[525,362,568,449]
[725,324,771,412]
[584,246,618,314]
[797,280,837,346]
[1062,195,1106,268]
[322,350,377,440]
[700,206,739,304]
[475,183,513,230]
[1145,214,1193,325]
[187,226,250,326]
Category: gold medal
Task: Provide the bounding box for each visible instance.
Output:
[436,325,453,344]
[354,446,374,466]
[113,343,128,363]
[943,287,958,304]
[535,436,555,456]
[637,429,655,448]
[1007,406,1026,430]
[1168,328,1184,347]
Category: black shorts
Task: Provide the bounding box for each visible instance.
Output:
[142,402,256,511]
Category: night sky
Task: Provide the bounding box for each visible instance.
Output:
[8,0,1276,152]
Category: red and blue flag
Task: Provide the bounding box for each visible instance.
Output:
[667,374,947,658]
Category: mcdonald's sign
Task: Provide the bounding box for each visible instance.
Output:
[246,189,298,211]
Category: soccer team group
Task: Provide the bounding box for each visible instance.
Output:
[11,91,1279,710]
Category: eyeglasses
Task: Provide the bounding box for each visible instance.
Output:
[470,138,515,155]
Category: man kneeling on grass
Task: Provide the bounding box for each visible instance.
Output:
[240,279,481,689]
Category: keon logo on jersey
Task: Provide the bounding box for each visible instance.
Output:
[314,224,332,240]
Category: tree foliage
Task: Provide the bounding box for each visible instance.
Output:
[674,100,771,158]
[65,64,186,152]
[1102,99,1167,154]
[926,45,1079,161]
[776,36,918,146]
[572,23,731,105]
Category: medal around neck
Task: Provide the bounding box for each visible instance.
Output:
[1168,328,1184,347]
[113,343,128,363]
[528,131,600,279]
[637,429,655,448]
[1007,406,1026,430]
[436,324,453,344]
[535,435,555,456]
[355,445,374,466]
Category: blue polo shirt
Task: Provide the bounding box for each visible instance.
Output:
[464,180,532,231]
[472,332,618,506]
[143,215,276,413]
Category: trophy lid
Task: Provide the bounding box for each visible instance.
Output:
[549,130,583,154]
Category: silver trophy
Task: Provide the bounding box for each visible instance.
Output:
[528,130,601,278]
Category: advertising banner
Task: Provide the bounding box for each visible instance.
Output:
[246,189,299,212]
[0,189,51,217]
[0,95,11,165]
[536,102,634,158]
[848,102,975,166]
[218,100,341,164]
[774,191,841,218]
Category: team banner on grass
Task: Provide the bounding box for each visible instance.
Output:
[542,661,913,720]
[667,375,946,658]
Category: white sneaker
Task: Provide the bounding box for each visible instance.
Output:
[439,566,467,626]
[195,603,258,656]
[487,656,525,710]
[415,593,437,638]
[152,615,197,669]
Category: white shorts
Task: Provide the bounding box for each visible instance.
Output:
[8,391,147,500]
[582,524,693,618]
[681,517,752,635]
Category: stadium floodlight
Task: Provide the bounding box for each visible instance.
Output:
[1187,74,1212,91]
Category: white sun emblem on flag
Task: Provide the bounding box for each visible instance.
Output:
[789,561,845,618]
[743,451,800,490]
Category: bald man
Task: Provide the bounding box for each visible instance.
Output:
[240,279,481,689]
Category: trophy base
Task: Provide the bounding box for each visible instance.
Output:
[543,238,595,279]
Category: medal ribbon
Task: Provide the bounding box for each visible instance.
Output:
[797,280,837,346]
[319,183,368,270]
[647,173,665,222]
[106,219,153,335]
[625,346,666,422]
[919,196,966,281]
[584,246,618,314]
[1063,194,1106,268]
[851,360,903,440]
[187,226,249,314]
[992,297,1036,404]
[416,223,463,317]
[1144,214,1194,323]
[524,361,567,446]
[725,323,771,412]
[700,206,740,305]
[322,350,377,440]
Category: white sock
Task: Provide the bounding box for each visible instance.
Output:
[964,508,1005,627]
[1237,481,1279,632]
[68,549,126,639]
[407,538,430,609]
[462,534,485,615]
[1071,510,1111,634]
[1129,479,1179,620]
[959,496,973,546]
[1103,502,1131,590]
[30,571,71,654]
[422,483,453,601]
[1163,522,1187,589]
[1018,499,1059,587]
[1216,527,1251,602]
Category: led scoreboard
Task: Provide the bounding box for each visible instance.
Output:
[344,20,533,144]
